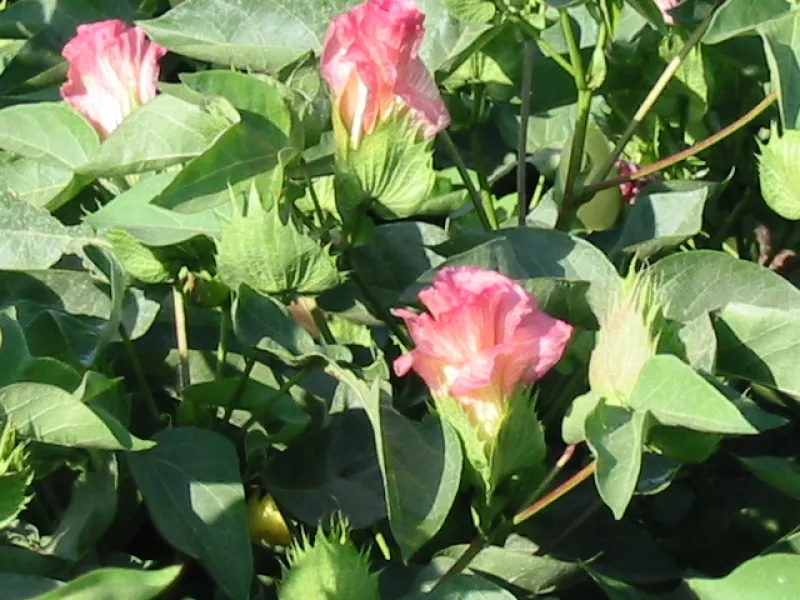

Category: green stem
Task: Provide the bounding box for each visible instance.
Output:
[172,285,190,395]
[350,266,411,351]
[303,161,326,228]
[556,9,592,230]
[588,9,717,187]
[520,444,577,509]
[119,326,161,425]
[215,310,229,380]
[240,365,313,433]
[310,304,336,345]
[439,130,497,231]
[513,460,596,526]
[516,18,575,79]
[581,91,778,198]
[517,40,535,226]
[529,173,546,217]
[221,357,256,426]
[431,533,490,591]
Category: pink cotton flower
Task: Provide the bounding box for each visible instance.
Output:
[321,0,450,147]
[654,0,681,24]
[60,20,166,139]
[393,267,573,438]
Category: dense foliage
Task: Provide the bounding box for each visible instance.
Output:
[1,0,800,598]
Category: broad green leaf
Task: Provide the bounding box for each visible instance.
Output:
[0,103,99,169]
[759,129,800,219]
[105,229,176,284]
[624,0,669,34]
[0,195,94,270]
[404,572,517,599]
[349,222,447,306]
[339,371,461,559]
[264,407,386,529]
[127,427,253,600]
[585,401,647,519]
[232,285,351,366]
[153,118,288,214]
[217,198,339,296]
[703,0,794,45]
[78,94,234,177]
[0,156,79,211]
[645,250,800,322]
[629,355,758,434]
[760,14,800,131]
[0,472,31,530]
[0,313,31,388]
[613,181,715,258]
[30,565,182,600]
[0,268,159,342]
[562,391,602,444]
[442,0,495,23]
[738,455,800,500]
[715,303,800,396]
[139,0,356,72]
[687,554,800,599]
[436,544,580,595]
[84,172,224,246]
[42,452,118,561]
[586,566,656,599]
[0,382,153,451]
[0,573,60,599]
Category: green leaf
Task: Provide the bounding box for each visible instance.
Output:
[78,94,234,177]
[687,554,800,599]
[562,391,602,444]
[436,544,580,595]
[29,565,182,600]
[404,572,517,599]
[613,181,715,258]
[624,0,670,34]
[0,472,31,530]
[139,0,355,72]
[703,0,794,45]
[629,355,758,434]
[645,250,800,322]
[0,383,153,451]
[84,172,224,246]
[0,195,93,271]
[0,156,79,211]
[0,313,31,388]
[0,103,99,169]
[586,566,656,599]
[442,0,495,23]
[585,401,648,519]
[217,196,339,296]
[738,455,800,500]
[758,129,800,218]
[760,15,800,130]
[42,452,118,561]
[232,285,351,366]
[0,268,159,343]
[714,303,800,396]
[105,229,177,284]
[127,427,253,600]
[340,372,462,560]
[0,572,60,599]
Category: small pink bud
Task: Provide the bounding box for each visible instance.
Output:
[320,0,450,148]
[60,20,166,139]
[393,267,573,438]
[616,160,658,205]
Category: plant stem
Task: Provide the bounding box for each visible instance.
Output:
[431,533,489,591]
[119,326,160,425]
[518,40,535,226]
[557,9,592,230]
[240,365,313,433]
[303,161,326,228]
[522,445,577,508]
[173,285,190,395]
[581,91,778,197]
[221,356,256,426]
[439,130,497,231]
[513,460,597,526]
[215,310,229,380]
[516,18,575,79]
[588,9,717,187]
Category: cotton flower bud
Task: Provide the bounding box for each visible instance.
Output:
[588,269,663,406]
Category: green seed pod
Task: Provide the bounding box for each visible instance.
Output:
[758,127,800,220]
